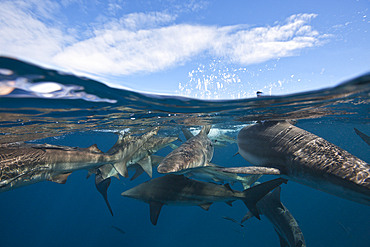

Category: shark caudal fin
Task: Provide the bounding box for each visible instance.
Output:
[241,178,287,220]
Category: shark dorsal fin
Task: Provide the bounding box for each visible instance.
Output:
[87,144,103,153]
[199,203,213,211]
[150,201,164,225]
[49,172,72,184]
[199,125,211,135]
[137,156,153,178]
[95,175,114,216]
[181,128,194,140]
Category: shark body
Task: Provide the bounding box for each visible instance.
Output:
[0,127,159,193]
[227,121,370,206]
[242,186,306,247]
[121,174,287,225]
[157,125,213,174]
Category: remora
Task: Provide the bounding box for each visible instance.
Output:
[242,186,306,247]
[121,174,287,225]
[157,125,213,174]
[220,121,370,206]
[0,127,159,193]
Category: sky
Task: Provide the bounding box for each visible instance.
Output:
[0,0,369,99]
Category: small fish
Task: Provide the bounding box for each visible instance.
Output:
[111,225,126,235]
[222,216,244,227]
[230,227,245,237]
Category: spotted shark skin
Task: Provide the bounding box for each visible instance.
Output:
[225,121,370,206]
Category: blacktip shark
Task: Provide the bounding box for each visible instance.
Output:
[0,127,159,193]
[218,121,370,206]
[126,135,180,178]
[160,126,260,189]
[121,174,287,225]
[242,186,306,247]
[157,125,213,174]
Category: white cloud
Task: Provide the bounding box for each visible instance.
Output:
[0,0,74,62]
[0,1,324,81]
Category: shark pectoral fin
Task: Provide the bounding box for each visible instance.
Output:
[242,178,287,220]
[199,203,213,211]
[168,143,179,149]
[137,156,153,178]
[149,201,164,225]
[98,164,119,180]
[354,128,370,147]
[86,169,96,179]
[241,211,254,224]
[275,229,290,247]
[49,172,72,184]
[95,174,114,216]
[181,128,194,140]
[130,168,145,181]
[232,152,239,157]
[113,161,128,178]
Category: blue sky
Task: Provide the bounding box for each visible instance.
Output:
[0,0,369,98]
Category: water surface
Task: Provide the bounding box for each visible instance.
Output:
[1,56,370,247]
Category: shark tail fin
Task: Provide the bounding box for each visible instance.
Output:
[199,125,212,135]
[241,174,263,190]
[241,178,287,220]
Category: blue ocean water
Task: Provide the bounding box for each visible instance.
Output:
[1,56,370,246]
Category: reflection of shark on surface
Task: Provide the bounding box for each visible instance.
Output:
[157,125,213,174]
[219,121,370,207]
[242,186,306,247]
[0,127,159,214]
[121,174,287,225]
